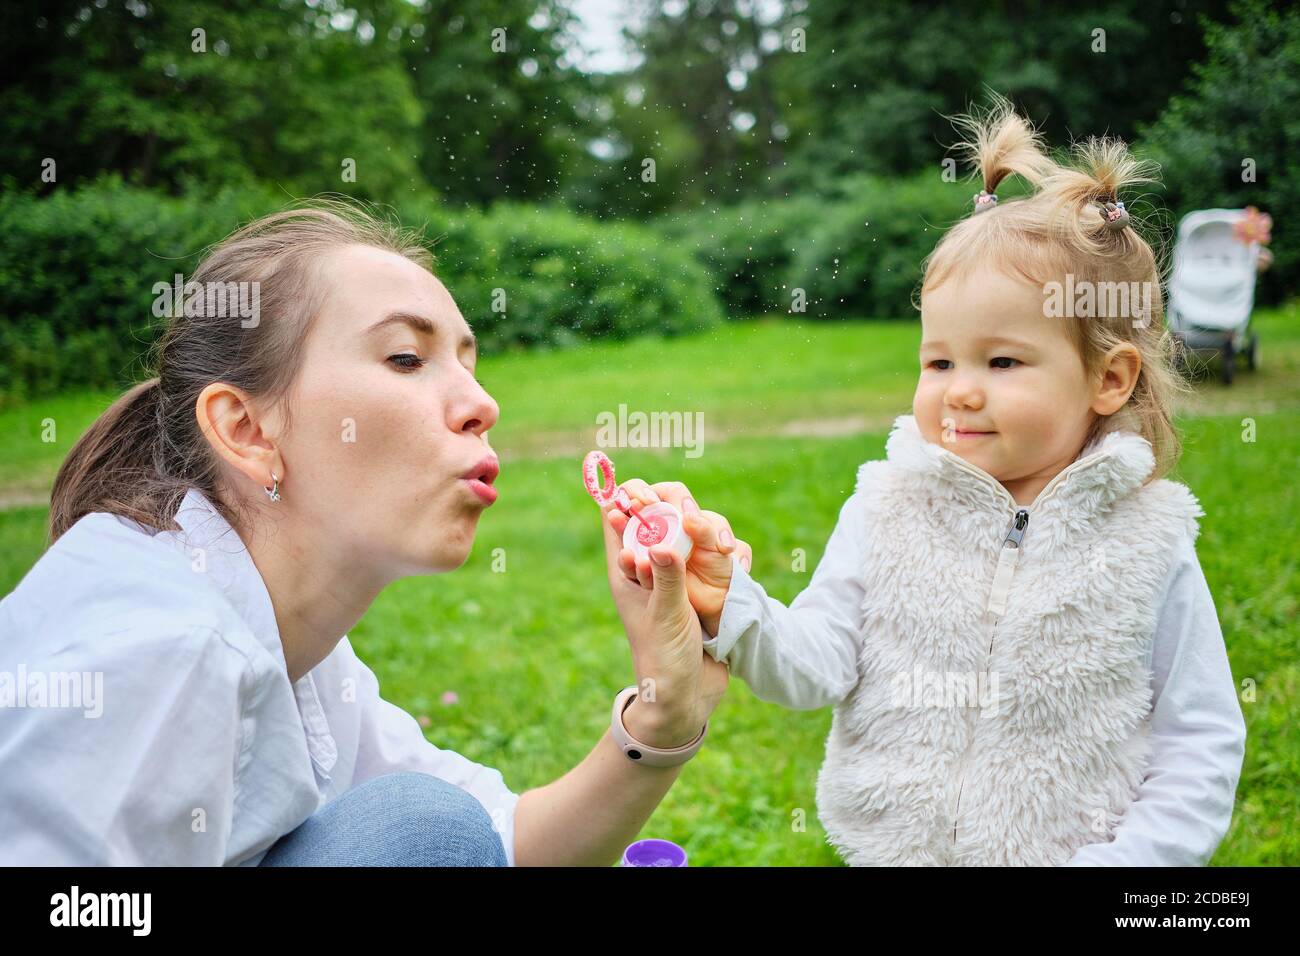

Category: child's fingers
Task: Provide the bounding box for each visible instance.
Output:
[648,481,693,512]
[683,509,737,554]
[734,541,753,573]
[618,478,660,508]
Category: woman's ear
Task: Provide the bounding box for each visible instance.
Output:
[1090,343,1142,417]
[195,381,283,489]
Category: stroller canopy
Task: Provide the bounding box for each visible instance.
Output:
[1167,208,1260,333]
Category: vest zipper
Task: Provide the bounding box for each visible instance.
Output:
[950,507,1027,847]
[942,448,1109,854]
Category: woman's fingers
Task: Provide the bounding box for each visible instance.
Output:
[606,508,648,585]
[617,547,639,584]
[606,508,646,583]
[646,545,689,616]
[599,499,626,578]
[634,553,654,590]
[700,651,730,711]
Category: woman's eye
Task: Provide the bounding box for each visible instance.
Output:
[990,357,1020,369]
[388,353,427,371]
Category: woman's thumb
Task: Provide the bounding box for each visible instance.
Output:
[647,546,687,601]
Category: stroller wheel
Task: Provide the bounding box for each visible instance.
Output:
[1247,332,1259,371]
[1221,337,1235,386]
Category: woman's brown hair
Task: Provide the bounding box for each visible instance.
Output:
[48,198,432,543]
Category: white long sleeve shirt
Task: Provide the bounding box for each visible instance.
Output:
[703,489,1247,866]
[0,487,520,866]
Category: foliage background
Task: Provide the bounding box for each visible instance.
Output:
[2,0,1297,403]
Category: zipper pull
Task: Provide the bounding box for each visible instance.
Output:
[986,509,1029,616]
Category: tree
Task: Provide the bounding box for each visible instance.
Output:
[1142,0,1300,303]
[0,0,424,203]
[401,0,593,205]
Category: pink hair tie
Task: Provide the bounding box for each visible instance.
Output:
[1100,199,1130,231]
[973,190,998,214]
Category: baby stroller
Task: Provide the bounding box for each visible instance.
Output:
[1166,208,1262,385]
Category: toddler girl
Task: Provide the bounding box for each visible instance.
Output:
[613,97,1247,866]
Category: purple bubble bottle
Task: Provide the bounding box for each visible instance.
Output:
[621,838,688,867]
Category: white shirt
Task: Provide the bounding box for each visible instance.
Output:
[0,488,520,866]
[704,489,1247,866]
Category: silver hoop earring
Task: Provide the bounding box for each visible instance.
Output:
[264,471,281,503]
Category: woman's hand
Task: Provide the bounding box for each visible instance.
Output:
[600,495,730,750]
[607,479,752,637]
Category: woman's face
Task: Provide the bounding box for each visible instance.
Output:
[281,244,500,578]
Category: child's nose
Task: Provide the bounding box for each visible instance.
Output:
[944,375,985,409]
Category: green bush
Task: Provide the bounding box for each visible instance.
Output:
[656,172,977,319]
[0,178,281,405]
[0,182,722,406]
[419,202,724,350]
[655,195,827,316]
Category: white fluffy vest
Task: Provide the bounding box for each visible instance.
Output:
[815,414,1203,866]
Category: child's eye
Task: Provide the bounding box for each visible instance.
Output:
[927,359,953,370]
[990,357,1020,369]
[388,353,427,372]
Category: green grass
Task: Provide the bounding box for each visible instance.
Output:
[2,303,1297,865]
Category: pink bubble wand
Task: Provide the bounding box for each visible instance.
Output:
[582,450,693,560]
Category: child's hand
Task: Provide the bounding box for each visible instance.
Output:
[604,479,752,637]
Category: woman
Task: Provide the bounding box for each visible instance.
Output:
[0,201,748,866]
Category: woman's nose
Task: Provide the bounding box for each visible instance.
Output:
[453,373,500,437]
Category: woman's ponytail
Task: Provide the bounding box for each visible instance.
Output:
[48,376,187,541]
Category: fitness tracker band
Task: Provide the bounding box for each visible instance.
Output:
[610,686,707,767]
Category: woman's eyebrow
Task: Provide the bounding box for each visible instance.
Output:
[365,312,477,362]
[365,311,437,337]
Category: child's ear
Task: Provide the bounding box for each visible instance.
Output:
[1091,343,1142,416]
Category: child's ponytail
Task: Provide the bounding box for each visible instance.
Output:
[949,92,1056,203]
[1039,137,1159,258]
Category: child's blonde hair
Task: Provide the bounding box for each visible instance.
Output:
[920,93,1192,480]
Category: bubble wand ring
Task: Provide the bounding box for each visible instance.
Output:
[583,450,693,561]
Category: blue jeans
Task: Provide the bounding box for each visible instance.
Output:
[258,771,508,866]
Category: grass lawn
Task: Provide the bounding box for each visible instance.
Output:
[1,303,1296,865]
